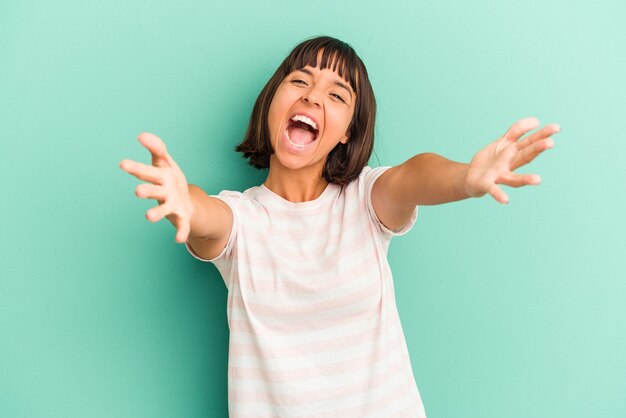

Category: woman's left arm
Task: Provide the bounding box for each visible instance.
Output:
[371,117,561,231]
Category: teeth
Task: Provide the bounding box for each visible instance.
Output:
[290,114,318,131]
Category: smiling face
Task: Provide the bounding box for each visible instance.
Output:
[267,50,356,175]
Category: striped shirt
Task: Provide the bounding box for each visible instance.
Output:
[186,166,426,417]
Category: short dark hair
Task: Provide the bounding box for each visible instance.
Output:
[235,35,377,186]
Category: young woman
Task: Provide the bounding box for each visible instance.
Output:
[120,35,560,417]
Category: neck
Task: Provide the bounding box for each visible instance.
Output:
[263,157,329,203]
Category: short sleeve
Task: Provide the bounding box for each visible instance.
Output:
[361,166,418,238]
[184,193,238,267]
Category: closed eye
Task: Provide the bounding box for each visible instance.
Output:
[331,93,346,103]
[291,79,346,103]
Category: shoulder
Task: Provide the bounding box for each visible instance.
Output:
[212,185,275,226]
[212,186,263,208]
[336,165,392,204]
[359,165,390,182]
[355,165,418,238]
[350,165,392,194]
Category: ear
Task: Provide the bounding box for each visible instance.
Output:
[339,132,349,144]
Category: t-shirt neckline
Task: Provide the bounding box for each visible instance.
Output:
[259,182,336,209]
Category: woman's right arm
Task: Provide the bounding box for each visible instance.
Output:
[119,132,232,260]
[186,185,233,260]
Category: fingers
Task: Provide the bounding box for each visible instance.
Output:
[175,220,190,243]
[119,159,163,183]
[497,172,541,188]
[497,121,560,169]
[510,137,554,170]
[503,117,540,143]
[120,133,182,183]
[142,192,191,243]
[482,119,560,204]
[137,132,170,167]
[146,201,173,223]
[121,133,190,243]
[135,183,167,201]
[488,183,509,204]
[516,123,560,151]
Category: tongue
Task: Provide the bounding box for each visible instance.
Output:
[288,126,315,145]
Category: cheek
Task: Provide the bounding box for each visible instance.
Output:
[345,108,356,133]
[268,89,291,123]
[329,108,354,134]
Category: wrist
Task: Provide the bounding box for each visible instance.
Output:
[457,164,473,199]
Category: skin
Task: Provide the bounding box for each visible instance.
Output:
[119,56,561,253]
[264,51,356,203]
[372,117,560,231]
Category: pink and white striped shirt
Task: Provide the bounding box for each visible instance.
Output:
[186,166,426,417]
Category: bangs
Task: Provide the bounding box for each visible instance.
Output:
[236,35,376,185]
[282,37,360,96]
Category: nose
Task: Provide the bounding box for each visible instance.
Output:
[302,89,321,107]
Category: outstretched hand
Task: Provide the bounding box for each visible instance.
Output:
[464,117,561,204]
[119,133,194,243]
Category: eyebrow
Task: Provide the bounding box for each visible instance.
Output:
[295,68,353,101]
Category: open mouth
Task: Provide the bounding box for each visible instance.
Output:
[285,115,319,148]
